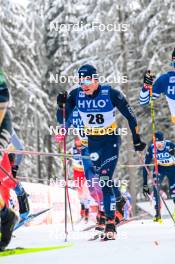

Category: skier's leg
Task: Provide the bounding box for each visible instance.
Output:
[0,193,18,251]
[77,179,86,219]
[80,202,85,218]
[84,199,90,222]
[81,146,103,205]
[89,135,121,239]
[99,136,121,218]
[85,143,105,231]
[113,183,126,224]
[13,183,30,220]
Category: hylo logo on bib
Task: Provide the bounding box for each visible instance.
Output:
[78,99,106,108]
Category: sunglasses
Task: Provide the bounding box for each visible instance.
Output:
[80,79,93,85]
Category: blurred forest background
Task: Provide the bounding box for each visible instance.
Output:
[0,0,174,211]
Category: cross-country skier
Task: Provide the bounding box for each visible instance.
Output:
[0,68,17,251]
[0,193,18,251]
[120,182,132,220]
[142,131,175,222]
[0,69,29,250]
[57,64,146,240]
[57,106,127,228]
[139,48,175,123]
[72,137,90,223]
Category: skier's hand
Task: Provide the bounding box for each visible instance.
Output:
[143,70,155,90]
[57,92,67,109]
[11,165,19,178]
[169,147,175,156]
[143,185,151,198]
[134,135,146,151]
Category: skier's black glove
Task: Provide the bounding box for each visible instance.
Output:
[134,135,146,152]
[169,148,175,156]
[143,185,151,197]
[143,70,155,90]
[57,92,67,109]
[11,165,19,178]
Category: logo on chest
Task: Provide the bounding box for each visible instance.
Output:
[156,152,170,159]
[78,99,107,109]
[167,86,175,95]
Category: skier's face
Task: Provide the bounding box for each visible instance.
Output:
[79,77,99,95]
[156,141,165,150]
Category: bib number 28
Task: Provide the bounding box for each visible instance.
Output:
[87,114,104,124]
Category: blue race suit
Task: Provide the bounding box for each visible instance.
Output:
[143,140,175,211]
[57,84,140,219]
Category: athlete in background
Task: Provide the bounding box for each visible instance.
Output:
[143,131,175,222]
[140,48,175,123]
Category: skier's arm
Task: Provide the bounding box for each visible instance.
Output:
[139,73,165,106]
[110,88,145,147]
[168,141,175,156]
[143,145,152,185]
[9,129,24,167]
[56,89,77,124]
[56,109,73,128]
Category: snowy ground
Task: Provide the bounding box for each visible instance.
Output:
[1,219,175,264]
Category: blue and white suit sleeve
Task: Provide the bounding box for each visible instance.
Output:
[139,75,165,106]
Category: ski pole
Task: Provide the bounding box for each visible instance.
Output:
[57,140,74,233]
[0,148,90,159]
[149,80,161,217]
[62,102,68,242]
[67,160,74,231]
